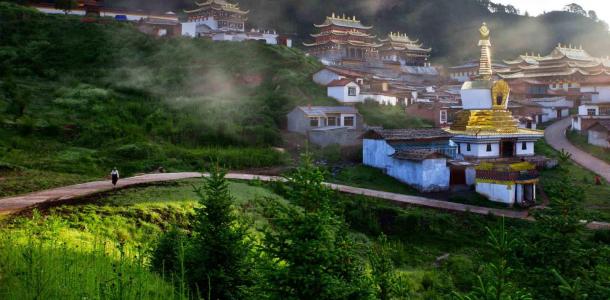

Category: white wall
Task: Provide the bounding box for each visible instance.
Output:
[460,88,492,110]
[360,93,398,106]
[181,22,197,37]
[476,182,515,204]
[328,83,361,103]
[387,158,450,192]
[588,129,610,148]
[572,116,582,131]
[459,142,500,158]
[363,139,395,169]
[340,114,357,128]
[578,105,599,116]
[515,141,535,156]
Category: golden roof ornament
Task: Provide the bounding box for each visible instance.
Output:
[479,22,490,40]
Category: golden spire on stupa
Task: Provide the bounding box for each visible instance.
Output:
[478,22,493,80]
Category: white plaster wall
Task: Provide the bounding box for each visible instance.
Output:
[596,86,610,103]
[561,108,570,118]
[460,88,492,110]
[541,108,556,123]
[360,94,398,106]
[181,22,197,37]
[340,114,357,128]
[328,83,361,103]
[588,130,610,148]
[476,182,515,204]
[465,167,476,186]
[572,117,582,131]
[515,141,535,156]
[35,7,86,15]
[579,105,599,116]
[363,139,395,169]
[461,142,499,158]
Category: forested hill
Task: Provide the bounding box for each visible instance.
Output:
[94,0,610,63]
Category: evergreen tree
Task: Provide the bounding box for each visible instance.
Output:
[369,234,396,300]
[187,167,251,300]
[257,157,374,299]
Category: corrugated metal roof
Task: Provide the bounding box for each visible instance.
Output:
[298,106,359,116]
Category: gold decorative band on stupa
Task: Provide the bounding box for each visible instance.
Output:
[478,22,492,80]
[450,110,520,133]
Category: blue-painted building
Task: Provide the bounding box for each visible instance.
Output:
[362,129,457,192]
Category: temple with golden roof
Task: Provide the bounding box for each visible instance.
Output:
[498,44,610,99]
[181,0,282,45]
[378,32,431,66]
[303,13,383,65]
[446,23,545,206]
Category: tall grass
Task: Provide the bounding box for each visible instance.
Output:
[0,212,188,299]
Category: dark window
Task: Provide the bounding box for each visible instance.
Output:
[309,117,319,127]
[327,117,337,126]
[587,109,597,116]
[343,116,355,127]
[348,87,357,96]
[466,143,471,151]
[486,144,492,152]
[457,143,461,154]
[522,142,527,150]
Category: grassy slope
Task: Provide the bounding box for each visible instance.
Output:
[536,140,610,221]
[0,4,316,195]
[0,4,430,196]
[0,179,281,299]
[0,178,510,298]
[567,130,610,164]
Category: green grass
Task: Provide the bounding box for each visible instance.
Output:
[536,140,610,221]
[0,168,95,198]
[356,102,433,129]
[330,165,419,195]
[0,179,284,299]
[566,130,610,164]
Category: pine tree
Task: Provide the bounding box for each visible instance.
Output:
[187,167,251,300]
[257,156,374,299]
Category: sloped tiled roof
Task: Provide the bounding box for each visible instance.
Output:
[363,128,454,141]
[327,79,356,87]
[391,149,448,161]
[590,120,610,131]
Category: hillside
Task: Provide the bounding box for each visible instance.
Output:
[0,3,330,194]
[96,0,610,64]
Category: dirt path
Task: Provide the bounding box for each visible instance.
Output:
[545,117,610,182]
[0,172,608,230]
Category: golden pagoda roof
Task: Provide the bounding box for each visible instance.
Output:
[310,29,376,38]
[314,13,373,30]
[379,32,432,52]
[303,39,382,48]
[185,0,248,14]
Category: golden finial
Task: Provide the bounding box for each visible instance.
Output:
[479,22,490,40]
[331,12,335,18]
[353,16,356,21]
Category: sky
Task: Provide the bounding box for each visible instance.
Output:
[495,0,610,23]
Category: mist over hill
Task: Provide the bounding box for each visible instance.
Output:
[95,0,610,63]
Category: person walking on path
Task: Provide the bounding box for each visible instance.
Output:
[110,167,120,188]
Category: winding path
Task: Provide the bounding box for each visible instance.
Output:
[1,172,608,230]
[545,117,610,182]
